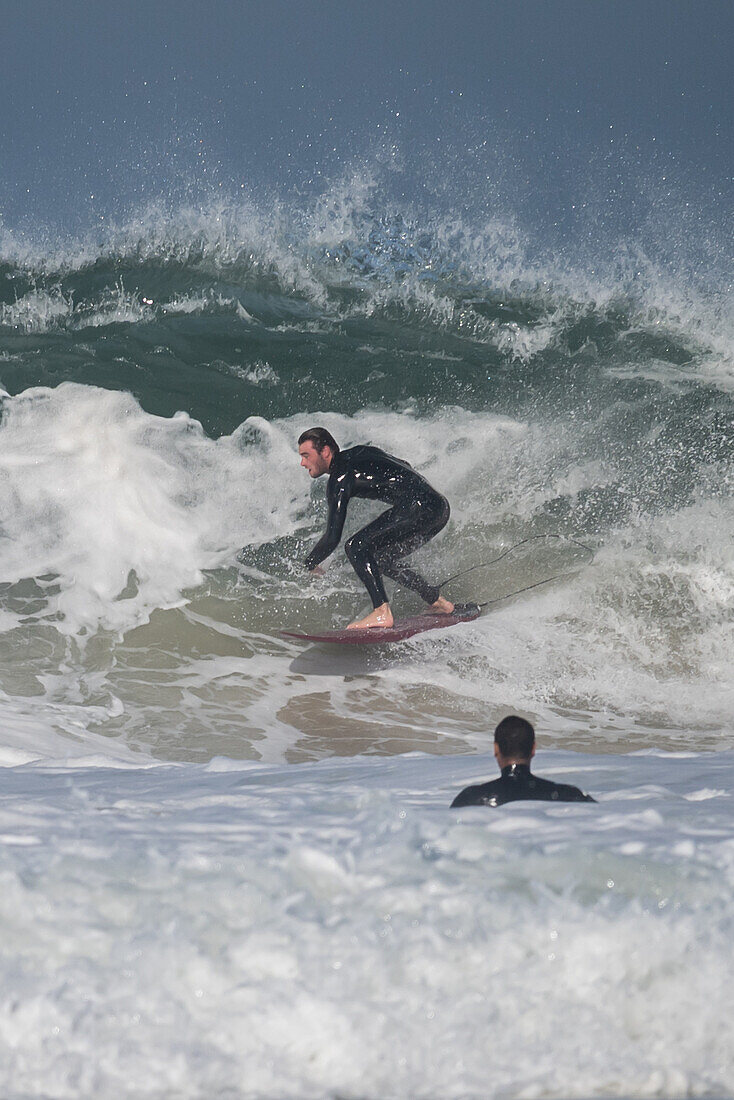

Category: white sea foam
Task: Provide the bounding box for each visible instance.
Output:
[228,360,280,385]
[0,746,731,1099]
[0,387,730,759]
[0,287,73,332]
[0,283,155,333]
[0,384,302,635]
[491,316,561,361]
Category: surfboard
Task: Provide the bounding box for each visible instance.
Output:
[281,607,480,645]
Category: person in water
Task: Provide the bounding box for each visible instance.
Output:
[451,715,596,807]
[298,426,472,629]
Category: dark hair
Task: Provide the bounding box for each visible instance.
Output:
[298,427,340,455]
[494,715,535,759]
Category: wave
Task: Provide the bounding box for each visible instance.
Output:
[1,187,731,384]
[0,175,731,761]
[0,386,731,762]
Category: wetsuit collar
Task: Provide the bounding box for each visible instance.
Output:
[500,763,533,779]
[328,450,345,475]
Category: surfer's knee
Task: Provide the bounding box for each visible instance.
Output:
[434,496,450,531]
[344,532,367,565]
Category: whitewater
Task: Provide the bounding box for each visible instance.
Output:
[0,174,732,1097]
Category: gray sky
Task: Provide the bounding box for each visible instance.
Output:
[2,1,732,230]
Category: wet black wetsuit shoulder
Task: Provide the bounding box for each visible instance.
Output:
[304,446,444,571]
[450,763,596,808]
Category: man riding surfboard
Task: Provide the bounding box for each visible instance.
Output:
[298,427,471,629]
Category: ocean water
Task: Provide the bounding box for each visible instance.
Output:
[0,167,733,1097]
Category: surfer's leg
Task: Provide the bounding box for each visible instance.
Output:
[344,514,393,609]
[344,509,402,627]
[345,505,435,602]
[344,498,451,624]
[379,555,442,604]
[373,498,452,607]
[344,505,428,625]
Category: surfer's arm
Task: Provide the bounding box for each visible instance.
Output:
[304,476,350,570]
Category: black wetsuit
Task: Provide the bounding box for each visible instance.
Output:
[451,763,596,807]
[304,445,450,608]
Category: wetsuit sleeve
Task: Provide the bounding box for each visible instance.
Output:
[304,473,350,570]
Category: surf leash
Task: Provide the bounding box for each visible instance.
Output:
[439,534,595,611]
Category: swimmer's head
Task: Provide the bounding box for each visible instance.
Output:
[298,427,340,478]
[494,715,536,765]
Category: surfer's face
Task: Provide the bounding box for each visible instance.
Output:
[299,441,332,478]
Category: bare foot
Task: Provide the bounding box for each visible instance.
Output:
[347,603,394,629]
[427,596,455,615]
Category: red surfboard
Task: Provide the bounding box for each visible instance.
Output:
[281,607,480,645]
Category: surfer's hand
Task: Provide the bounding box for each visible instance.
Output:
[309,565,325,577]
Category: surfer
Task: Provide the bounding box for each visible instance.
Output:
[298,427,466,629]
[451,716,596,807]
